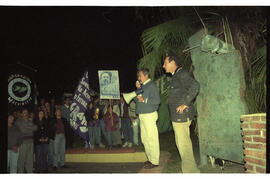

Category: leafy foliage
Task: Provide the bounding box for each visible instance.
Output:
[138,17,196,80]
[245,45,267,113]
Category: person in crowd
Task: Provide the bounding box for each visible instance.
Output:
[60,97,74,149]
[120,96,133,148]
[45,101,53,118]
[47,108,56,168]
[33,110,49,173]
[108,99,122,146]
[29,111,35,121]
[163,53,200,173]
[103,106,119,150]
[134,68,161,169]
[8,113,23,173]
[51,108,68,171]
[12,109,21,123]
[55,104,60,111]
[16,108,37,173]
[43,107,49,120]
[85,101,96,149]
[93,96,106,148]
[129,100,140,146]
[50,97,56,116]
[39,98,46,108]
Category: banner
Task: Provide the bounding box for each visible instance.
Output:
[69,71,90,141]
[8,63,37,111]
[98,70,120,99]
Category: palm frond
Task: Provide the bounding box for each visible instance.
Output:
[245,45,266,113]
[141,17,195,55]
[138,17,197,80]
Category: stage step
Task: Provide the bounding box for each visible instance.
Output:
[65,147,147,163]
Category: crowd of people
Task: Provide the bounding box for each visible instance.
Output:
[84,95,140,150]
[7,93,141,173]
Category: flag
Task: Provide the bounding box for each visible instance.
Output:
[69,70,90,141]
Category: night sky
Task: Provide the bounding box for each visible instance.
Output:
[6,7,143,101]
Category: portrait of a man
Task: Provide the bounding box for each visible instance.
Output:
[98,70,120,99]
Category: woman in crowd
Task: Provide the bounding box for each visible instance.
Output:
[45,101,53,118]
[50,98,56,116]
[85,102,95,149]
[33,110,49,173]
[104,99,122,146]
[103,106,119,150]
[8,113,23,173]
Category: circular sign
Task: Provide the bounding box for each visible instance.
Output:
[8,74,32,106]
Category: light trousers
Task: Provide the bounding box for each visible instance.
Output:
[139,111,160,165]
[7,148,20,173]
[53,134,66,167]
[17,141,34,173]
[132,118,140,145]
[172,119,200,173]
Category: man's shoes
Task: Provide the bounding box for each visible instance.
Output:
[144,163,159,169]
[122,142,128,147]
[144,160,151,165]
[128,142,133,148]
[60,165,68,168]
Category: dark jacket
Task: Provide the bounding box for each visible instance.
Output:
[168,67,200,122]
[8,125,23,150]
[47,117,66,140]
[85,107,96,127]
[34,118,49,145]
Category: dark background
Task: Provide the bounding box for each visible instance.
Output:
[6,7,144,102]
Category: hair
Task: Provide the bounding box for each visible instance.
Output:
[138,68,150,78]
[21,108,28,113]
[166,52,182,67]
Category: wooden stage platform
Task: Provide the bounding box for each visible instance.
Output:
[65,147,148,163]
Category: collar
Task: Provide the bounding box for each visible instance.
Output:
[64,104,69,108]
[143,79,151,85]
[172,67,182,75]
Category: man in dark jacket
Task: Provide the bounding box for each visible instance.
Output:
[8,113,23,173]
[163,53,200,173]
